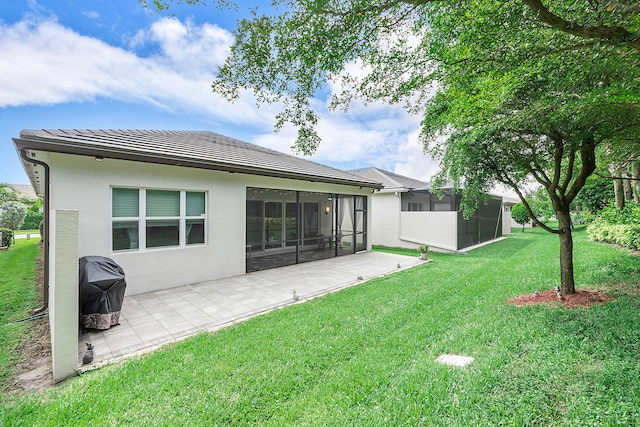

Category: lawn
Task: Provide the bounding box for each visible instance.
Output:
[1,228,639,425]
[0,239,40,391]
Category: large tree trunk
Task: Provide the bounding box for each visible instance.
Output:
[613,178,625,208]
[611,162,625,208]
[556,209,575,295]
[623,173,634,203]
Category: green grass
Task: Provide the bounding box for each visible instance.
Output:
[0,239,40,391]
[1,229,639,425]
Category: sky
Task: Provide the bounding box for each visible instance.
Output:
[0,0,440,187]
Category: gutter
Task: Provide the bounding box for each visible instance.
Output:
[19,149,49,315]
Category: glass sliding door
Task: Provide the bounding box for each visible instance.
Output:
[246,187,365,272]
[302,202,319,246]
[265,201,283,249]
[337,195,354,252]
[246,200,264,251]
[354,196,367,252]
[285,202,298,247]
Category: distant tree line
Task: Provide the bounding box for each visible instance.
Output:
[0,183,42,247]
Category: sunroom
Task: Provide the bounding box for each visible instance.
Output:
[246,187,368,271]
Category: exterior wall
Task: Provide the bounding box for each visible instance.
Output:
[45,152,372,295]
[369,192,403,248]
[399,211,458,252]
[502,204,513,235]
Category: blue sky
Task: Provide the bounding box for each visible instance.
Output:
[1,0,438,186]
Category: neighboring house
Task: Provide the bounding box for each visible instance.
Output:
[14,129,382,296]
[501,196,521,234]
[349,167,505,252]
[8,184,38,201]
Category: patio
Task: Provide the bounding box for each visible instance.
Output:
[78,251,425,368]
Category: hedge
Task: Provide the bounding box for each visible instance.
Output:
[587,221,640,250]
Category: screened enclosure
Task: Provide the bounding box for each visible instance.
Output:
[246,187,367,272]
[401,188,502,250]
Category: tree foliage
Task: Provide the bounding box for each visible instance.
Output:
[0,202,28,237]
[574,174,615,213]
[155,0,640,293]
[0,184,19,206]
[525,187,555,220]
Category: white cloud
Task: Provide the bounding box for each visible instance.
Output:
[0,17,270,127]
[142,18,233,76]
[393,128,440,182]
[0,14,440,180]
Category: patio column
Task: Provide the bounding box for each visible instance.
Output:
[49,210,79,383]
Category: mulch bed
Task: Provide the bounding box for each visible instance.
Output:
[506,289,612,309]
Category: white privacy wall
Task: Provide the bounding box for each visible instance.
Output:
[399,211,458,252]
[369,192,403,248]
[368,191,459,252]
[44,152,372,295]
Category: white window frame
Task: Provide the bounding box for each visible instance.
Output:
[111,187,207,252]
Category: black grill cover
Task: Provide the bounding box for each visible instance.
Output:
[79,256,126,330]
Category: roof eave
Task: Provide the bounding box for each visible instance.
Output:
[13,137,383,190]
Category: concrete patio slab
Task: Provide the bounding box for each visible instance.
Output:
[78,251,426,368]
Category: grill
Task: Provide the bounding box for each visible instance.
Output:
[79,256,126,330]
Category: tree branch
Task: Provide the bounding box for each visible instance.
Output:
[566,137,598,203]
[561,146,576,193]
[507,182,558,233]
[594,172,640,181]
[548,133,564,195]
[522,0,640,51]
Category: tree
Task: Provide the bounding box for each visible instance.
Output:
[574,175,615,213]
[153,1,640,294]
[0,201,27,242]
[145,0,640,54]
[525,187,554,221]
[511,203,530,232]
[0,183,19,206]
[418,3,640,295]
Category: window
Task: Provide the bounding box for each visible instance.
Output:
[112,188,206,251]
[112,188,140,251]
[408,203,423,212]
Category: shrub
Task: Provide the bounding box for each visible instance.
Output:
[21,210,43,230]
[0,228,13,247]
[598,201,640,225]
[587,201,640,250]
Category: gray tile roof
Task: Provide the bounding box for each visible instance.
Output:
[349,167,427,191]
[14,129,382,188]
[8,184,37,200]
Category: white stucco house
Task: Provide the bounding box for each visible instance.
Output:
[349,168,507,252]
[14,129,381,381]
[15,129,382,294]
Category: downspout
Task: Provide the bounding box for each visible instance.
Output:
[20,149,50,315]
